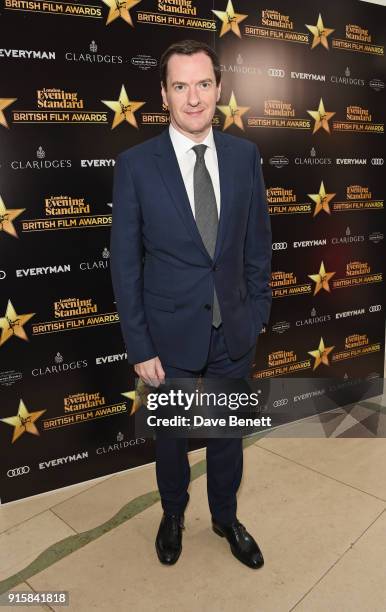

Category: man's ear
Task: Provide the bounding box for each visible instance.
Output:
[161,83,168,107]
[216,81,222,102]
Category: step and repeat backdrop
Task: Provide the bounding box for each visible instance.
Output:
[1,0,385,502]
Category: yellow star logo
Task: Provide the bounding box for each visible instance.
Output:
[102,85,145,129]
[308,337,334,370]
[307,98,335,134]
[0,195,26,237]
[308,261,336,296]
[1,399,46,443]
[0,97,17,129]
[308,181,336,217]
[217,91,250,131]
[121,389,138,415]
[212,0,248,38]
[306,14,334,50]
[0,300,35,347]
[102,0,141,26]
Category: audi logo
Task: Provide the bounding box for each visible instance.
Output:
[371,158,384,166]
[0,270,6,280]
[7,465,30,477]
[369,304,382,312]
[273,398,288,407]
[268,68,285,78]
[272,242,288,250]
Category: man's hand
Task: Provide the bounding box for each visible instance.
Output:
[134,356,165,387]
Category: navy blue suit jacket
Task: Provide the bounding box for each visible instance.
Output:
[110,127,272,370]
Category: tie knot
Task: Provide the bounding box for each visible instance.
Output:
[192,144,207,160]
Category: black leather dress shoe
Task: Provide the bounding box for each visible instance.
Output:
[212,518,264,569]
[155,513,185,565]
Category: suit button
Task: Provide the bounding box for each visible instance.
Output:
[212,265,219,271]
[204,304,211,310]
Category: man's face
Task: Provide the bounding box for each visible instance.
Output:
[161,51,221,141]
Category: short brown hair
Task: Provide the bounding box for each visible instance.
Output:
[160,40,221,89]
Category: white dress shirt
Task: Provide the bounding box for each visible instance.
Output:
[168,123,221,218]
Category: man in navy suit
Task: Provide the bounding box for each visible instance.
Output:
[110,40,272,569]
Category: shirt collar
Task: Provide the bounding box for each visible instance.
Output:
[169,123,215,157]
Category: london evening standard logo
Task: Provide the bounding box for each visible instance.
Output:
[240,7,309,45]
[10,146,72,170]
[267,187,312,215]
[331,333,381,365]
[30,297,119,336]
[309,259,382,293]
[332,22,384,56]
[248,99,312,131]
[11,87,108,125]
[21,195,111,233]
[135,0,216,31]
[333,105,384,134]
[332,184,383,213]
[41,391,127,432]
[253,346,312,379]
[270,270,312,299]
[267,181,337,218]
[4,0,102,19]
[32,351,88,377]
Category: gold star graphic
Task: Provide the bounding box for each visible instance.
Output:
[308,261,336,296]
[1,399,46,443]
[306,14,335,50]
[121,389,138,415]
[308,337,334,370]
[0,97,17,129]
[0,195,26,237]
[0,300,35,347]
[307,98,335,134]
[102,85,145,129]
[217,91,250,131]
[212,0,248,38]
[102,0,141,26]
[308,181,336,217]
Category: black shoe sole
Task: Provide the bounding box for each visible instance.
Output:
[212,524,225,538]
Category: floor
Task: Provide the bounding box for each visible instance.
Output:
[0,386,386,611]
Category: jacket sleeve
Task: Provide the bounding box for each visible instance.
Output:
[244,144,272,332]
[110,152,158,365]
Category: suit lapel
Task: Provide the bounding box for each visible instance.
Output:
[154,127,233,263]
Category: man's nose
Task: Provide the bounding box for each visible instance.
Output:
[187,86,200,106]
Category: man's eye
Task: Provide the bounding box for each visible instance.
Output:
[200,82,211,89]
[174,84,185,91]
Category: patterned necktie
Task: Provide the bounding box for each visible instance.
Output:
[192,144,222,327]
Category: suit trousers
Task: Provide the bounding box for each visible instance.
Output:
[155,324,256,525]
